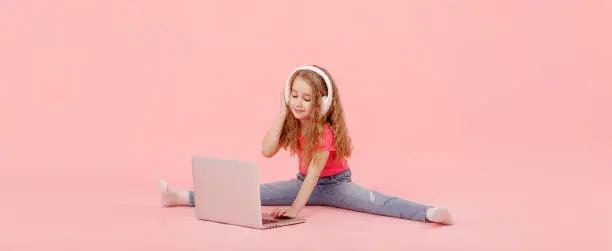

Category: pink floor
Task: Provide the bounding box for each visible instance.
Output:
[2,1,611,250]
[3,148,609,250]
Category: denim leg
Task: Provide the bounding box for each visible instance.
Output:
[260,179,306,206]
[187,178,322,207]
[321,182,433,222]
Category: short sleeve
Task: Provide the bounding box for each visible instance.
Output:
[317,124,336,151]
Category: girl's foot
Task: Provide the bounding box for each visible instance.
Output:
[426,207,454,225]
[159,180,190,207]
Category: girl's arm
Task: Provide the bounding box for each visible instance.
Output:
[291,151,330,211]
[261,112,286,158]
[262,90,289,158]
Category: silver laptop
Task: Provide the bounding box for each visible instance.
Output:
[191,156,306,229]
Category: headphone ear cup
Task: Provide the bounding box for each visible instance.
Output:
[320,96,331,116]
[284,80,292,105]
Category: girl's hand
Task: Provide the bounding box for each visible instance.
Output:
[271,206,300,219]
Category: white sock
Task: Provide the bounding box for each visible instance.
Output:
[426,207,454,225]
[159,180,190,207]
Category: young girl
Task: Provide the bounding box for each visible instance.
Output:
[159,65,453,225]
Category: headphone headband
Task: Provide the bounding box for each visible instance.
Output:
[284,65,334,118]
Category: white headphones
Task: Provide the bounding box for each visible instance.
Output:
[285,65,334,118]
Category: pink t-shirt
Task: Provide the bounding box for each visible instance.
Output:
[297,124,349,177]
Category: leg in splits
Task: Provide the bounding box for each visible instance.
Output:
[320,181,453,224]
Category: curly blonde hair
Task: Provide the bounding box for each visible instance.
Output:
[278,65,353,168]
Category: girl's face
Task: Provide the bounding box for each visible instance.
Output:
[289,77,315,121]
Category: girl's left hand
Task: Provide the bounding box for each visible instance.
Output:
[271,206,300,219]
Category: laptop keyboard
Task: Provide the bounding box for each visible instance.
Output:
[262,218,278,224]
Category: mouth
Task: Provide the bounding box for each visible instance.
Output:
[292,108,305,113]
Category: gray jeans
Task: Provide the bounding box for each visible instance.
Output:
[187,169,432,222]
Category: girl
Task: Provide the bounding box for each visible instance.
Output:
[159,65,454,225]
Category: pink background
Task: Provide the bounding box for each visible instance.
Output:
[1,0,610,250]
